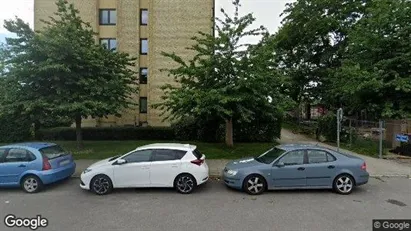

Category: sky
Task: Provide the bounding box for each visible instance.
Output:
[0,0,293,44]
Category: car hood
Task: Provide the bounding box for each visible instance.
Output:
[88,157,114,169]
[225,157,261,170]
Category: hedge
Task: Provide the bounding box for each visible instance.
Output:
[0,113,32,143]
[37,127,176,141]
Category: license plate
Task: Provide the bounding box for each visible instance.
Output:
[60,160,70,166]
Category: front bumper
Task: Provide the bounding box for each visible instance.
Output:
[79,172,93,190]
[222,170,242,190]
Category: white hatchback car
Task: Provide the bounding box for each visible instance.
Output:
[80,143,209,195]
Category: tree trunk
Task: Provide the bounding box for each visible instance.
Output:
[306,103,311,120]
[75,114,83,149]
[225,118,234,147]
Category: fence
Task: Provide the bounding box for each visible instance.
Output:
[340,118,411,158]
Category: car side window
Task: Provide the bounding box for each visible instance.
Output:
[278,150,305,165]
[0,148,7,162]
[307,150,328,164]
[152,149,187,161]
[327,153,336,162]
[123,150,152,163]
[4,149,34,163]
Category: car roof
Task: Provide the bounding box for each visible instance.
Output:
[136,143,196,151]
[0,142,57,150]
[276,143,330,152]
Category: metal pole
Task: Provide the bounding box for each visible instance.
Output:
[349,119,352,147]
[337,108,343,152]
[379,120,383,159]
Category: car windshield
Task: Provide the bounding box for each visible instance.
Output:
[39,145,67,159]
[108,155,121,161]
[255,147,286,164]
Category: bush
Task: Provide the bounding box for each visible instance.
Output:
[37,127,175,141]
[317,113,353,143]
[171,116,222,142]
[0,113,33,143]
[233,116,282,142]
[171,114,282,143]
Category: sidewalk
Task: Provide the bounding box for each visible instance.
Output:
[279,129,411,178]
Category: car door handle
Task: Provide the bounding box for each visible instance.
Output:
[18,164,26,167]
[141,166,150,169]
[171,165,179,168]
[297,167,305,171]
[327,165,335,169]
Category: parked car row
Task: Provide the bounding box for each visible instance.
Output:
[0,142,369,195]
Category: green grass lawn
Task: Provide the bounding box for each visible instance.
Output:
[52,140,277,160]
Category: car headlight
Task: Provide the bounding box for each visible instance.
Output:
[83,168,92,174]
[227,169,238,176]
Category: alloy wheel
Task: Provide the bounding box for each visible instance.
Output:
[336,176,353,194]
[92,176,111,195]
[246,176,264,194]
[24,178,38,193]
[176,175,194,193]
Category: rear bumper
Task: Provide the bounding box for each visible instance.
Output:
[355,173,369,186]
[38,162,76,185]
[193,163,209,186]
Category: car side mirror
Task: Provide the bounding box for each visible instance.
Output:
[275,162,285,167]
[116,159,127,165]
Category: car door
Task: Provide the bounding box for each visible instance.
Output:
[149,149,185,187]
[271,149,306,188]
[112,149,152,188]
[304,149,337,187]
[0,148,34,185]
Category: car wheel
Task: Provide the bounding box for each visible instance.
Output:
[21,175,43,193]
[333,174,355,195]
[243,174,266,195]
[90,175,113,195]
[175,174,196,194]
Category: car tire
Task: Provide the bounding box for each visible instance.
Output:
[243,174,266,195]
[90,174,113,195]
[174,174,197,194]
[21,175,43,193]
[333,174,355,195]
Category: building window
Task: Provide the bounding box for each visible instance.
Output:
[100,38,117,51]
[100,9,116,25]
[140,39,148,55]
[140,9,148,25]
[140,97,148,113]
[140,68,148,84]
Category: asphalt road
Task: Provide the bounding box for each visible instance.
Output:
[0,177,410,231]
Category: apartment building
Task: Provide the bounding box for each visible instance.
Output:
[34,0,214,127]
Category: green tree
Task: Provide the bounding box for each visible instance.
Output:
[2,0,138,148]
[155,0,291,146]
[274,0,367,117]
[333,0,411,118]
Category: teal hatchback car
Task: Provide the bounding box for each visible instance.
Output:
[0,142,76,193]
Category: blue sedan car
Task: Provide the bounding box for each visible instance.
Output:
[0,142,76,193]
[223,144,369,195]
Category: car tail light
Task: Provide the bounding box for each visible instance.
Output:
[361,162,366,171]
[191,159,204,166]
[42,157,52,171]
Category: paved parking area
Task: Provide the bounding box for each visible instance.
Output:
[0,178,410,231]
